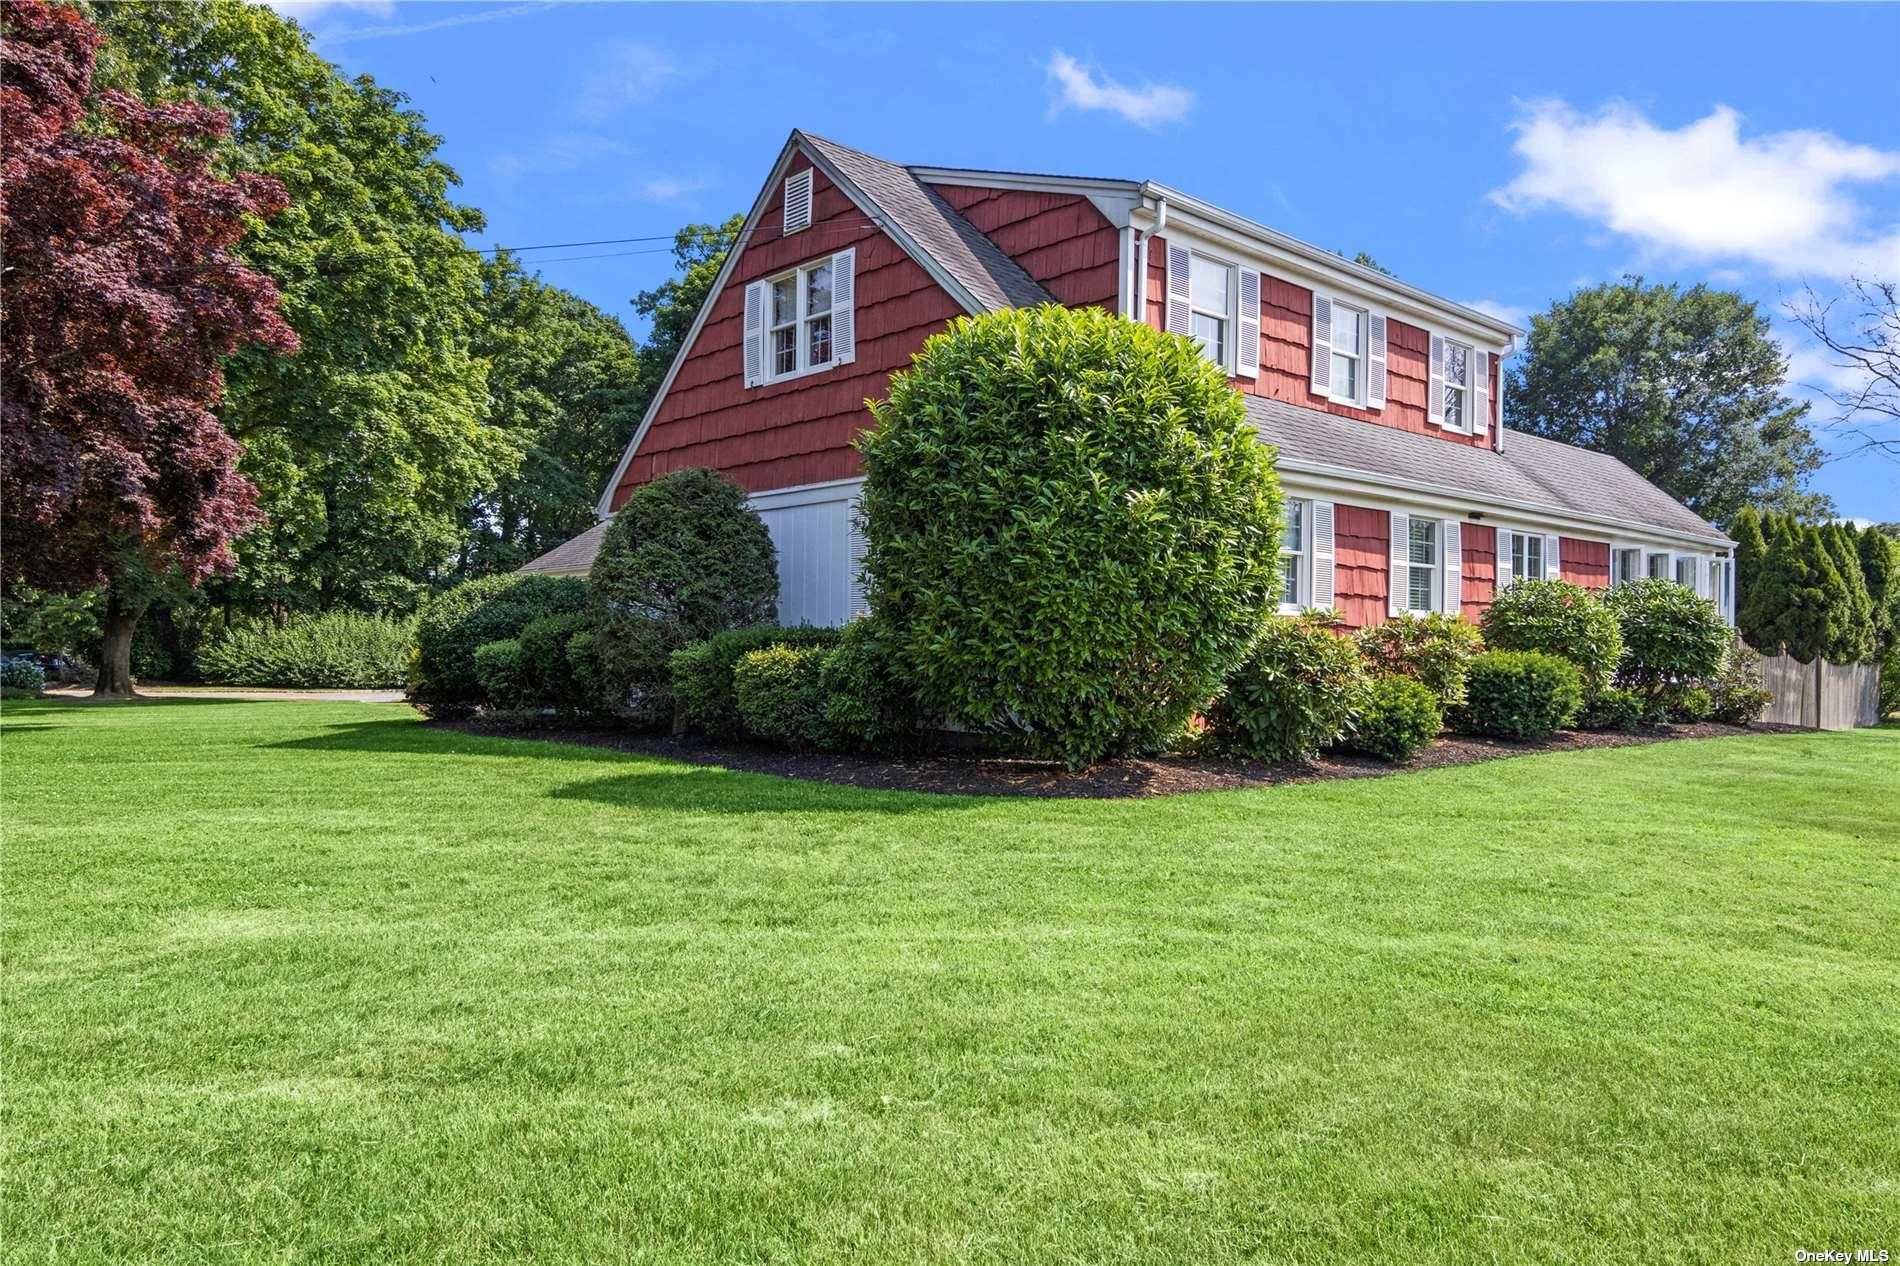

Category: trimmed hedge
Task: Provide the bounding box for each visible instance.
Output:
[1345,674,1442,763]
[197,611,417,690]
[1354,611,1481,708]
[670,625,841,739]
[1577,685,1643,733]
[472,639,526,710]
[1481,579,1623,695]
[409,574,587,718]
[819,617,919,750]
[1457,650,1583,739]
[1202,614,1370,763]
[859,303,1284,769]
[734,644,835,749]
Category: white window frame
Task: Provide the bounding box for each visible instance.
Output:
[1328,302,1367,407]
[1674,555,1698,590]
[1279,501,1307,613]
[1188,252,1234,372]
[1404,517,1440,614]
[1441,336,1474,434]
[1646,551,1671,580]
[1511,531,1545,582]
[1612,546,1642,586]
[762,255,838,385]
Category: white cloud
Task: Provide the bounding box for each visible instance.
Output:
[1491,100,1900,279]
[578,41,688,123]
[1045,52,1193,128]
[633,174,705,203]
[302,2,551,45]
[262,1,395,16]
[1461,298,1532,329]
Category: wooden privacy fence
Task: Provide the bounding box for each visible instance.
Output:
[1754,650,1883,729]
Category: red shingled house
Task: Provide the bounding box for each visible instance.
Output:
[523,130,1736,631]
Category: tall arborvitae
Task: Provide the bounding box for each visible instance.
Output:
[1743,525,1851,662]
[1731,506,1769,649]
[1824,524,1876,661]
[1859,524,1899,651]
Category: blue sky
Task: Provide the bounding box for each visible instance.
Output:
[277,0,1899,519]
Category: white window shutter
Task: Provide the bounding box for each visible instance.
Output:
[742,280,766,388]
[1427,334,1446,426]
[1312,500,1336,610]
[1442,520,1463,616]
[1367,312,1388,410]
[1236,268,1260,378]
[783,168,813,235]
[831,247,856,366]
[847,508,870,618]
[1388,511,1409,616]
[1166,244,1191,336]
[1310,294,1333,395]
[1472,350,1491,440]
[1496,529,1514,590]
[1544,534,1562,582]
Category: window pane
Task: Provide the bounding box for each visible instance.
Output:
[1409,518,1436,565]
[1676,557,1696,588]
[805,262,832,315]
[1526,535,1541,578]
[1444,341,1468,388]
[1332,353,1356,399]
[1443,387,1463,430]
[1191,256,1229,312]
[807,314,832,366]
[1332,308,1362,355]
[772,326,796,375]
[1281,552,1301,604]
[1282,503,1304,552]
[1409,565,1434,612]
[771,277,796,327]
[1648,554,1669,578]
[1192,313,1225,365]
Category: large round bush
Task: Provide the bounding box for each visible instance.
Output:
[1481,579,1622,695]
[587,468,779,726]
[1602,578,1727,708]
[859,304,1284,768]
[1344,674,1442,763]
[410,573,587,718]
[1457,650,1583,739]
[1201,614,1370,763]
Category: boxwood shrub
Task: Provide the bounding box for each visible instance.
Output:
[1480,579,1623,695]
[1353,611,1482,708]
[734,644,836,749]
[819,616,919,750]
[1344,674,1442,763]
[859,303,1284,769]
[1576,685,1643,733]
[1457,650,1584,740]
[472,638,527,710]
[409,574,587,718]
[670,625,841,739]
[1201,614,1370,763]
[197,611,417,690]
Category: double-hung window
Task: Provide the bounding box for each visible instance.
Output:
[1280,502,1306,610]
[1512,532,1545,582]
[1330,303,1366,403]
[766,257,834,380]
[1189,255,1232,368]
[1442,338,1472,431]
[1613,548,1642,586]
[1405,518,1439,613]
[1675,556,1698,591]
[1646,552,1670,580]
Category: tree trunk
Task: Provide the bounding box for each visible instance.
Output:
[92,586,148,699]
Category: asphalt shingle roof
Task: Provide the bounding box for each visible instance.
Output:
[517,519,609,575]
[1244,395,1729,544]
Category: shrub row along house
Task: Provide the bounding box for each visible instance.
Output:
[524,130,1735,629]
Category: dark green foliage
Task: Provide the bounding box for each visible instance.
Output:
[2,659,47,697]
[472,639,527,710]
[197,611,417,689]
[819,617,919,751]
[587,468,779,727]
[1859,525,1899,651]
[1823,524,1875,662]
[410,574,587,718]
[515,612,595,713]
[1352,612,1482,708]
[670,626,841,740]
[1480,579,1624,695]
[1344,675,1442,763]
[1881,642,1900,721]
[734,644,836,749]
[1577,686,1644,733]
[1664,685,1714,724]
[629,219,745,430]
[1458,651,1584,739]
[1504,279,1829,524]
[1741,526,1852,662]
[860,304,1284,768]
[1605,578,1730,707]
[1705,638,1773,726]
[1731,507,1768,643]
[1202,615,1370,763]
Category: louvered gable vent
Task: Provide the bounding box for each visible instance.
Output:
[783,168,814,235]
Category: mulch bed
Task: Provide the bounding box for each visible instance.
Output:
[439,717,1810,800]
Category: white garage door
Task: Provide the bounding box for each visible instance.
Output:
[752,485,864,628]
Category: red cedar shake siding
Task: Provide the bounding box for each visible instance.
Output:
[1460,524,1499,622]
[1332,504,1391,630]
[1149,238,1497,451]
[930,185,1119,311]
[609,156,963,504]
[1560,537,1611,589]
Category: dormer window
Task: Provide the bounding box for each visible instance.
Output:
[1329,303,1365,403]
[1189,254,1231,367]
[742,249,857,388]
[1442,338,1471,431]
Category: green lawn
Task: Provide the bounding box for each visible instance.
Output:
[4,699,1897,1264]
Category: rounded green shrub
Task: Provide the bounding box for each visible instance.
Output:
[1345,674,1442,763]
[1457,650,1583,739]
[859,303,1284,769]
[1705,636,1772,727]
[1576,685,1643,733]
[2,658,46,697]
[410,574,587,718]
[1353,611,1482,708]
[1603,578,1728,710]
[1663,684,1714,724]
[198,611,417,690]
[472,638,527,710]
[670,625,841,739]
[1202,614,1370,763]
[588,468,779,727]
[734,644,836,749]
[516,611,594,714]
[819,617,919,750]
[1481,579,1623,695]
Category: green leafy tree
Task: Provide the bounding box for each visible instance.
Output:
[91,0,506,616]
[1742,526,1850,661]
[1506,278,1831,525]
[460,252,644,574]
[628,216,745,423]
